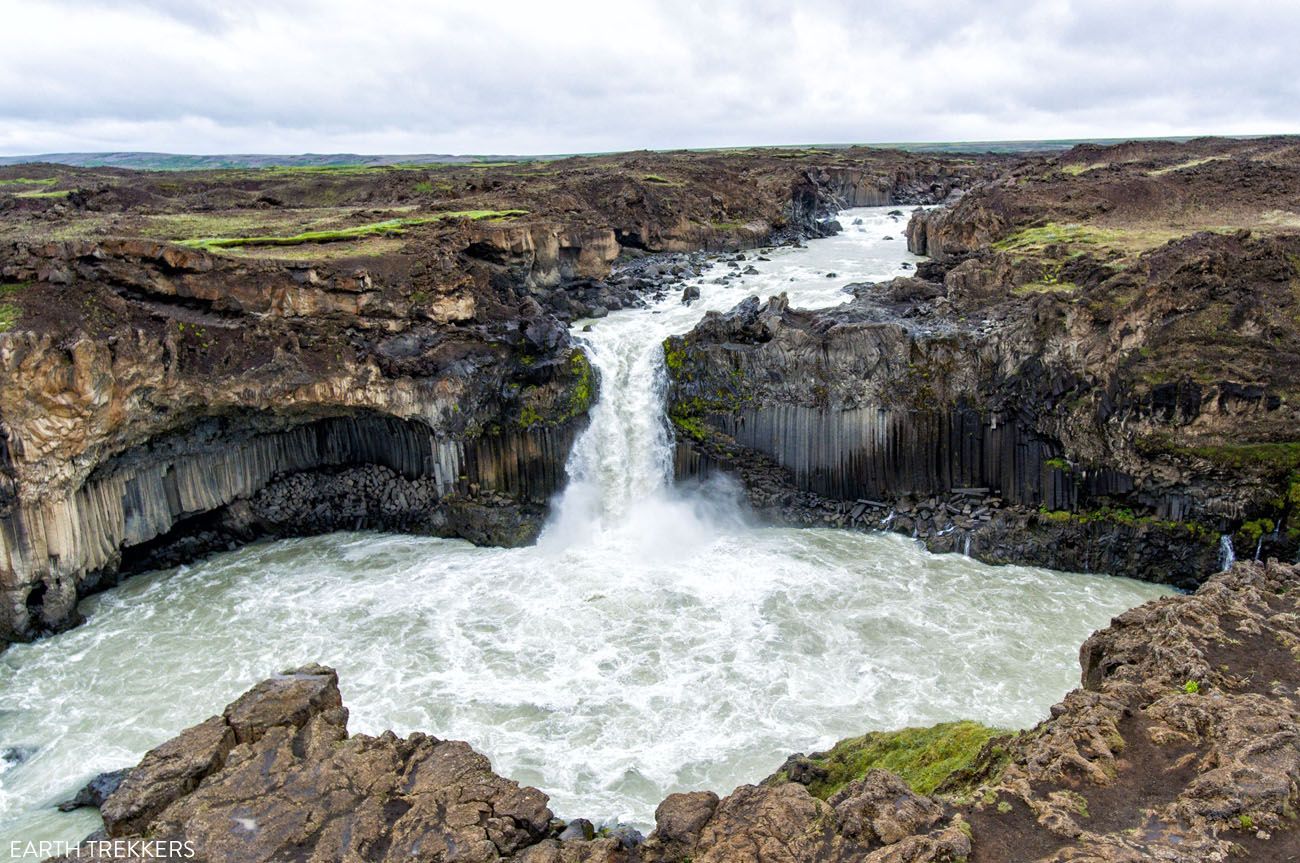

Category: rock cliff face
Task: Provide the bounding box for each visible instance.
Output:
[0,148,992,646]
[0,235,594,644]
[66,559,1300,862]
[668,138,1300,585]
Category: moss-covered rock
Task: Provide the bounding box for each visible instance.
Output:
[764,720,1005,799]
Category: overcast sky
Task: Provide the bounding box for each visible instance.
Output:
[1,0,1296,156]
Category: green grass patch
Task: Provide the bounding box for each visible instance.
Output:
[1147,156,1226,176]
[769,722,1005,799]
[0,177,58,186]
[180,209,527,251]
[219,237,407,261]
[993,221,1222,260]
[1140,439,1300,475]
[14,189,69,199]
[1060,162,1108,175]
[0,302,20,333]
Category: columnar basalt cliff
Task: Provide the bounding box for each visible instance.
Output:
[668,137,1300,585]
[0,147,993,645]
[57,559,1300,862]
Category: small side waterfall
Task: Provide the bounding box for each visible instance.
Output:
[1218,534,1236,571]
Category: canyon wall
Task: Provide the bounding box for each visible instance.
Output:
[0,234,596,645]
[665,271,1294,585]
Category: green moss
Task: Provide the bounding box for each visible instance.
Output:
[515,350,595,429]
[663,337,688,373]
[1163,442,1300,474]
[518,405,544,428]
[1035,505,1216,541]
[1044,457,1070,471]
[1183,679,1201,694]
[566,349,594,417]
[669,413,710,442]
[1239,518,1275,545]
[770,721,1005,799]
[1239,814,1255,831]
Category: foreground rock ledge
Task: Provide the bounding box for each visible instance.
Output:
[65,560,1300,862]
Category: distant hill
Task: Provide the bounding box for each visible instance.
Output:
[0,137,1218,169]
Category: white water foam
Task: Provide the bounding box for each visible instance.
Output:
[0,209,1173,844]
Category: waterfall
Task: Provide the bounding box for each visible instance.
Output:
[1218,534,1236,571]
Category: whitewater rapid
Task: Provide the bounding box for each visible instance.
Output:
[0,208,1172,845]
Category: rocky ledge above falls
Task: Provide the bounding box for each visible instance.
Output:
[52,559,1300,863]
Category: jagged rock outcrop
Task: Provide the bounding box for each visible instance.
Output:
[68,560,1300,862]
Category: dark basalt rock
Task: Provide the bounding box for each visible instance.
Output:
[57,768,130,812]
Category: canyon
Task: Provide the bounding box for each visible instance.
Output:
[3,137,1300,861]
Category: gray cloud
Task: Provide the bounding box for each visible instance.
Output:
[0,0,1296,155]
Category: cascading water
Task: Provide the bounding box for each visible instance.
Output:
[1219,534,1237,571]
[0,208,1174,846]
